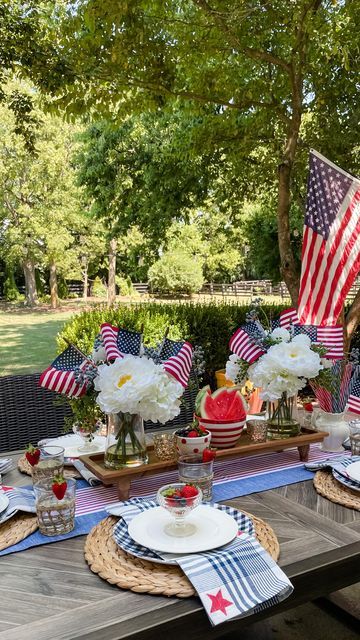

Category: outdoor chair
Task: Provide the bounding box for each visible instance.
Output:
[0,372,198,453]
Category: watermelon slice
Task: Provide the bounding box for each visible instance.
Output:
[199,387,247,422]
[195,385,211,417]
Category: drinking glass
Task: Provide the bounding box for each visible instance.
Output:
[178,455,214,502]
[34,478,76,536]
[31,446,65,484]
[349,420,360,456]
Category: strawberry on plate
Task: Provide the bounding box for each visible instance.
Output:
[25,444,40,467]
[51,474,67,500]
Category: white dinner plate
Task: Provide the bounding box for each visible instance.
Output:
[127,505,239,554]
[344,460,360,484]
[41,434,107,460]
[0,491,9,514]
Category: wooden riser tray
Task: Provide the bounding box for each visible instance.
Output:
[80,428,329,499]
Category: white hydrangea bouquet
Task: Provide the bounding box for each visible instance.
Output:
[226,304,332,437]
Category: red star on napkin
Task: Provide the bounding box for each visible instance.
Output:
[207,589,233,615]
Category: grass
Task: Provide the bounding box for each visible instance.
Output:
[0,293,290,376]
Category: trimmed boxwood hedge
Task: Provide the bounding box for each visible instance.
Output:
[58,301,290,375]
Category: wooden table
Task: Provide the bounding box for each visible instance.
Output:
[0,452,359,640]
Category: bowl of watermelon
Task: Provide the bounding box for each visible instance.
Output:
[195,386,247,448]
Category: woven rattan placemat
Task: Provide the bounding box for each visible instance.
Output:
[84,512,280,598]
[314,470,360,510]
[0,513,38,551]
[17,455,81,479]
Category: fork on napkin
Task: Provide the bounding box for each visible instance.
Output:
[107,498,293,626]
[0,487,36,524]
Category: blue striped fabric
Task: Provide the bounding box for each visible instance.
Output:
[0,459,13,475]
[111,498,293,625]
[305,455,360,491]
[0,487,36,524]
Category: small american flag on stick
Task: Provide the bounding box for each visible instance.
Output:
[298,150,360,326]
[229,323,265,363]
[158,338,193,388]
[39,346,89,398]
[100,323,142,360]
[346,379,360,415]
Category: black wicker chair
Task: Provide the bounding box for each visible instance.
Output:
[0,373,72,453]
[0,373,198,453]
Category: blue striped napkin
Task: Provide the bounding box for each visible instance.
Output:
[109,498,293,626]
[0,487,36,524]
[305,455,360,491]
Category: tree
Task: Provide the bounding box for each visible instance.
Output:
[50,0,359,338]
[0,84,87,307]
[148,251,204,295]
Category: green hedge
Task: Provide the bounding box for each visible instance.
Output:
[58,301,290,375]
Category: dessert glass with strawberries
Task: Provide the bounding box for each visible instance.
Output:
[34,477,76,536]
[157,483,202,537]
[178,450,216,502]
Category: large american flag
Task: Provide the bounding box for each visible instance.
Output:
[298,150,360,326]
[39,346,88,398]
[100,323,142,360]
[229,323,265,363]
[158,338,193,388]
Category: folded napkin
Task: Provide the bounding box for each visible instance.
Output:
[73,460,102,486]
[305,455,360,477]
[0,487,36,524]
[0,458,14,475]
[109,498,293,626]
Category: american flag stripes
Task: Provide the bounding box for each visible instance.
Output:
[158,338,193,387]
[279,307,299,329]
[39,346,89,398]
[298,150,360,326]
[229,323,265,363]
[316,326,343,359]
[346,380,360,415]
[100,323,142,360]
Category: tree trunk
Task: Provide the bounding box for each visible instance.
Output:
[108,237,117,306]
[22,258,38,307]
[345,289,360,353]
[82,256,88,301]
[277,157,301,305]
[49,260,58,309]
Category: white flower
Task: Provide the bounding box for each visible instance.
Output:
[248,335,322,401]
[320,358,333,369]
[270,327,291,343]
[94,355,184,423]
[91,345,107,364]
[225,354,246,384]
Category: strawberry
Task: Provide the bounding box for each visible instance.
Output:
[187,430,198,438]
[25,444,40,467]
[180,485,198,498]
[202,448,216,462]
[303,402,313,412]
[51,474,67,500]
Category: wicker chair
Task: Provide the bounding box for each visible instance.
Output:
[0,373,72,453]
[0,373,198,453]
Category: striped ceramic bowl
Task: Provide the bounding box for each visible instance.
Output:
[195,416,246,448]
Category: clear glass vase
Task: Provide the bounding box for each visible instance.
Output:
[104,412,148,469]
[266,392,300,439]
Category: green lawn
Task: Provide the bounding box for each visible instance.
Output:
[0,310,77,376]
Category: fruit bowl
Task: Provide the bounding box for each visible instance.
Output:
[195,415,246,448]
[174,426,211,456]
[157,483,202,537]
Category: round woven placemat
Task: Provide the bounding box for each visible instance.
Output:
[314,470,360,510]
[0,513,38,552]
[17,455,81,479]
[84,511,280,598]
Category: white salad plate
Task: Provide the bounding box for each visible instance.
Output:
[41,434,107,460]
[0,491,9,514]
[127,505,239,554]
[344,460,360,484]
